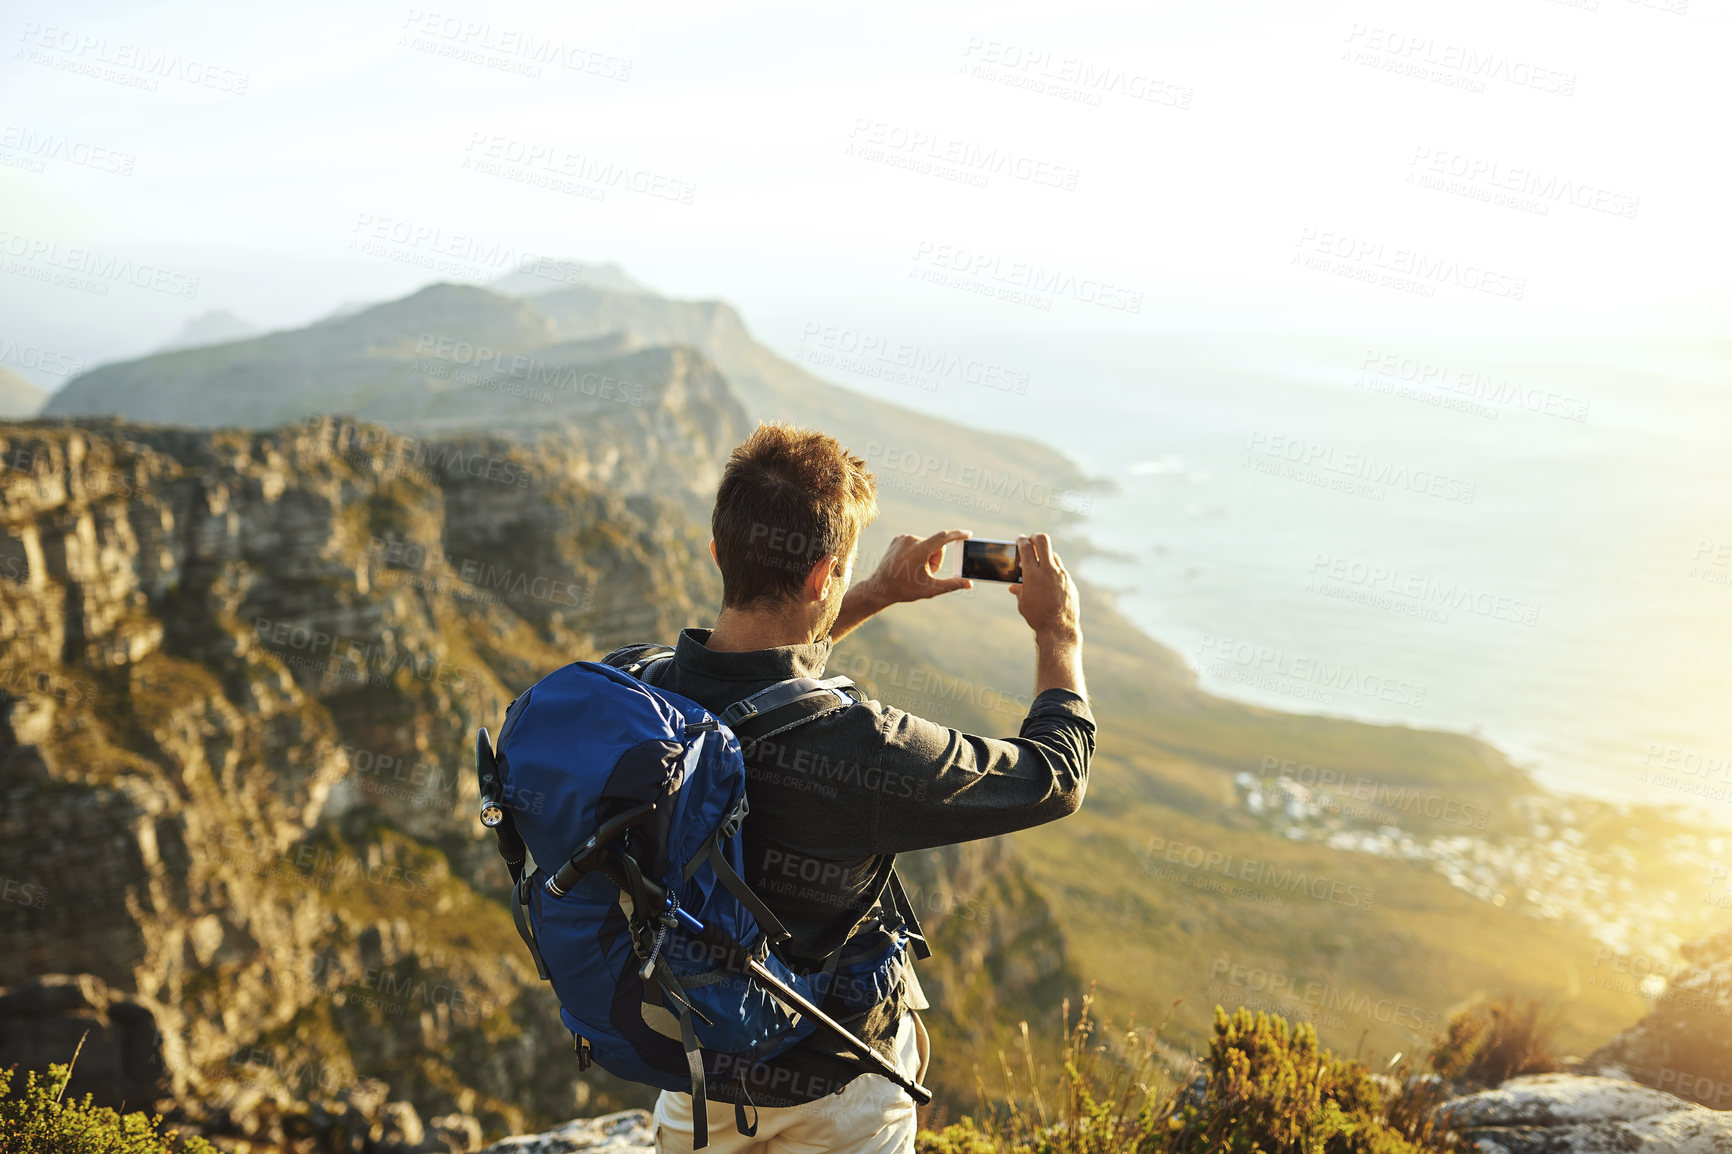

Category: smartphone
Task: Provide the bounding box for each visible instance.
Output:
[947,537,1023,583]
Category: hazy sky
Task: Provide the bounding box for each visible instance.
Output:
[2,0,1728,386]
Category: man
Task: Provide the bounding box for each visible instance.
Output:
[624,422,1094,1153]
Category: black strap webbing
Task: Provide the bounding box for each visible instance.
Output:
[684,833,792,946]
[646,957,709,1150]
[677,994,707,1150]
[734,1080,758,1138]
[886,869,931,960]
[512,877,550,980]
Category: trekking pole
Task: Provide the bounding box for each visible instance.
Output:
[738,955,933,1105]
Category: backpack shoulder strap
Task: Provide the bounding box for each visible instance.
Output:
[602,643,675,685]
[724,676,863,745]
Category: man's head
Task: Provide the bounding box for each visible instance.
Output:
[710,423,878,637]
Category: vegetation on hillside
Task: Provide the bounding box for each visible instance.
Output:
[911,989,1554,1154]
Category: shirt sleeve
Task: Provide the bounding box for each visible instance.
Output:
[859,688,1096,854]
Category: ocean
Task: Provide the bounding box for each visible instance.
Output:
[790,326,1732,822]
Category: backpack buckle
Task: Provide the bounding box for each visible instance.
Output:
[721,698,759,726]
[717,795,750,839]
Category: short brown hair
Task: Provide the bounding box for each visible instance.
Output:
[712,423,878,609]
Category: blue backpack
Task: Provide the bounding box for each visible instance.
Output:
[475,644,932,1149]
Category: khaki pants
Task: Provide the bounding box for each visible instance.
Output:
[654,1011,930,1154]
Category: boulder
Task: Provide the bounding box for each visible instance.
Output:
[1438,1073,1732,1153]
[1585,927,1732,1109]
[478,1109,655,1154]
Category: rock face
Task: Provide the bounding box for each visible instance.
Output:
[477,1110,654,1154]
[1438,1073,1732,1153]
[1585,928,1732,1110]
[0,414,738,1139]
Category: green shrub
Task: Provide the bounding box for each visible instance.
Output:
[1155,1007,1426,1154]
[0,1062,217,1154]
[1426,997,1556,1087]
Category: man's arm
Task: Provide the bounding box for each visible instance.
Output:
[775,531,1094,857]
[853,532,1091,852]
[745,690,1096,859]
[829,529,973,644]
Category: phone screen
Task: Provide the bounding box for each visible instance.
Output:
[960,539,1022,583]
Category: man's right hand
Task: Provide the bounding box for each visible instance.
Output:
[1009,534,1086,699]
[1008,533,1081,641]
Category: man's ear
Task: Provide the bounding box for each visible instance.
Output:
[804,553,840,603]
[708,539,719,570]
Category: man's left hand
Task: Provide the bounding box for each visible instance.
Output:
[862,529,975,606]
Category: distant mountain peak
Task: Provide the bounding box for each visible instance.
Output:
[156,309,261,353]
[490,259,654,298]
